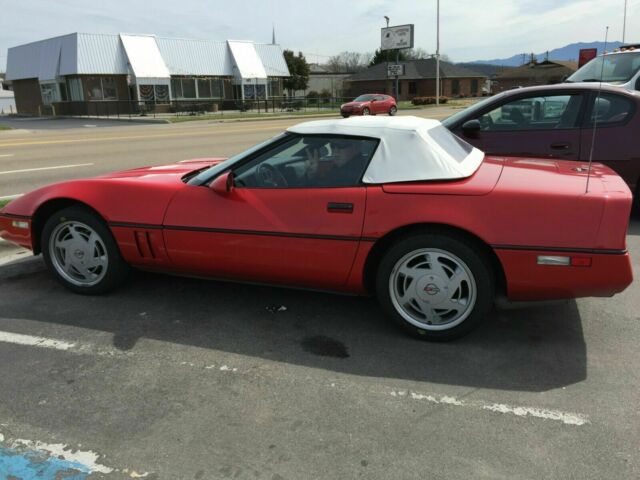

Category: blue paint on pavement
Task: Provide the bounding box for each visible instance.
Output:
[0,446,91,479]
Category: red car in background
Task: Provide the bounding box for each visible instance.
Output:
[341,94,397,117]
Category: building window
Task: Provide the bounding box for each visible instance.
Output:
[452,79,460,96]
[155,85,169,103]
[172,77,224,99]
[68,78,84,101]
[59,82,68,101]
[139,85,155,102]
[269,78,281,97]
[86,77,118,101]
[40,83,60,105]
[409,81,417,95]
[471,79,479,95]
[197,79,212,98]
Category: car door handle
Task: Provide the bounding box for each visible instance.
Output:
[327,202,354,213]
[550,143,570,150]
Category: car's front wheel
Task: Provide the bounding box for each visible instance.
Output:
[389,105,397,116]
[41,206,129,294]
[362,107,370,116]
[376,233,494,341]
[341,114,350,118]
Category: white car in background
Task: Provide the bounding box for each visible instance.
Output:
[567,44,640,91]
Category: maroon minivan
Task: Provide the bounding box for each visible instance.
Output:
[443,84,640,197]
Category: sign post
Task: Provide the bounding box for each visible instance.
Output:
[381,24,414,100]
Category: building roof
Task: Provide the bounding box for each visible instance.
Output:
[287,116,484,184]
[6,33,290,82]
[496,60,578,80]
[347,58,487,82]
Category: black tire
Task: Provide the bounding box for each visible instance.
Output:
[376,233,494,341]
[389,105,397,116]
[362,107,370,116]
[341,114,350,118]
[41,206,129,295]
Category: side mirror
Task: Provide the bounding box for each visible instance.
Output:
[461,119,481,138]
[210,171,234,195]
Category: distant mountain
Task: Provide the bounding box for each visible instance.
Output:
[471,41,625,67]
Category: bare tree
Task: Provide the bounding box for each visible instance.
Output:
[404,48,431,60]
[326,52,370,73]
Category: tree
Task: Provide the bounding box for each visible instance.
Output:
[369,48,408,67]
[326,51,370,73]
[283,50,310,96]
[404,48,430,60]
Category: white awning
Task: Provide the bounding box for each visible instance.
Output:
[228,40,267,80]
[119,34,170,84]
[287,116,484,184]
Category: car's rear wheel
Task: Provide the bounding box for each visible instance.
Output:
[362,107,370,116]
[376,233,494,341]
[42,206,129,294]
[389,105,397,116]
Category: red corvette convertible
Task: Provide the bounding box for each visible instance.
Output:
[0,116,633,340]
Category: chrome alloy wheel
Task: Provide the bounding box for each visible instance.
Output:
[49,221,109,287]
[389,248,477,330]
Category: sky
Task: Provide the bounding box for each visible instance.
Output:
[0,0,639,70]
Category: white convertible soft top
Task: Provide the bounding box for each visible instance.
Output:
[287,116,484,184]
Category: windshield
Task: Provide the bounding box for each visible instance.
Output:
[441,93,508,128]
[187,133,288,185]
[354,94,376,102]
[567,52,640,84]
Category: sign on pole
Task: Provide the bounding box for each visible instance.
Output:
[381,24,414,51]
[387,64,405,76]
[578,48,598,67]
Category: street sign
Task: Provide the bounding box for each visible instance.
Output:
[387,64,405,76]
[381,24,414,51]
[578,48,598,67]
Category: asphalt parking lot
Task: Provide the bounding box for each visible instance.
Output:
[0,223,638,479]
[0,114,639,479]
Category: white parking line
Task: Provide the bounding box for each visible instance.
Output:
[0,163,93,175]
[0,327,590,428]
[0,331,76,351]
[390,389,589,426]
[0,154,14,158]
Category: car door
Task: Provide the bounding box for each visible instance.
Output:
[376,95,390,114]
[162,134,376,290]
[455,92,586,160]
[578,91,639,190]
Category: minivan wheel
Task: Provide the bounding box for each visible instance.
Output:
[376,233,494,341]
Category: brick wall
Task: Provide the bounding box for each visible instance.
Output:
[12,78,43,115]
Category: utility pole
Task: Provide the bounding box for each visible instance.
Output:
[385,16,390,97]
[436,0,440,105]
[623,0,628,43]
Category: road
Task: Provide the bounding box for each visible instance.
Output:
[0,109,638,479]
[0,107,462,198]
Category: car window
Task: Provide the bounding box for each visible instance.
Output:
[233,135,378,189]
[375,96,386,101]
[476,94,583,131]
[586,92,634,126]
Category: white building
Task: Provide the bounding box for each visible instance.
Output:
[5,33,290,115]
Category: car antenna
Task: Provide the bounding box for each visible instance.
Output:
[586,26,609,194]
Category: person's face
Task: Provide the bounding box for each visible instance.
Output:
[333,143,356,165]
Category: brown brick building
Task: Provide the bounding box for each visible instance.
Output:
[345,58,487,101]
[493,60,578,93]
